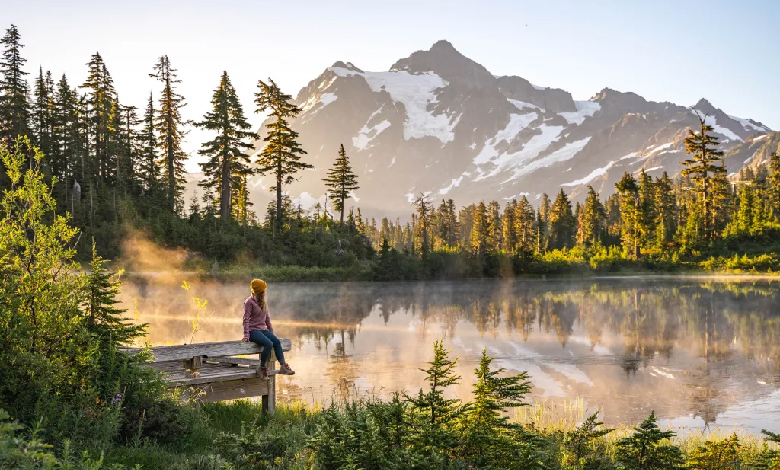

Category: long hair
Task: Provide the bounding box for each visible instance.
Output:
[255,290,267,310]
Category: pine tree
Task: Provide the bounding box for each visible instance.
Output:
[413,193,432,258]
[255,78,311,229]
[84,242,145,345]
[460,349,533,468]
[682,114,725,241]
[502,200,518,252]
[406,340,462,459]
[767,152,780,220]
[515,196,535,253]
[137,92,160,197]
[150,55,187,212]
[616,172,641,258]
[711,161,733,236]
[471,201,489,254]
[687,434,741,470]
[548,189,576,250]
[51,74,80,197]
[81,53,119,184]
[486,201,502,251]
[576,186,606,247]
[637,170,656,250]
[561,413,613,470]
[0,25,30,145]
[31,68,54,162]
[654,172,676,253]
[614,411,684,470]
[196,71,257,220]
[323,143,359,224]
[538,193,551,252]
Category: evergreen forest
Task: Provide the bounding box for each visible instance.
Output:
[1,25,779,281]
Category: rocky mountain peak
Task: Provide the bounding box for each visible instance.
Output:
[389,40,495,89]
[693,98,718,115]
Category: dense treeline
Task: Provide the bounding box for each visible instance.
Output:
[365,116,780,278]
[2,23,780,281]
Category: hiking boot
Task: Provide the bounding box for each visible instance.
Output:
[279,363,296,375]
[260,366,269,380]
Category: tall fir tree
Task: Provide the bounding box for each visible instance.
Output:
[769,152,780,220]
[654,172,677,253]
[196,71,257,220]
[31,68,54,163]
[577,186,606,247]
[51,74,80,197]
[150,55,187,213]
[0,24,30,145]
[548,189,576,250]
[501,199,518,252]
[137,92,160,197]
[81,53,119,184]
[254,78,311,228]
[616,172,641,258]
[323,143,359,224]
[514,195,535,253]
[682,114,725,242]
[413,193,432,258]
[471,201,489,255]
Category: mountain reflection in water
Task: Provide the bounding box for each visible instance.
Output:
[119,277,780,435]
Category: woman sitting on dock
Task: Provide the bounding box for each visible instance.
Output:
[241,279,296,379]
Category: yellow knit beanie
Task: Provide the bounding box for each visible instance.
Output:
[250,279,267,295]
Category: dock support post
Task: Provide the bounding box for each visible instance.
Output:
[261,348,276,415]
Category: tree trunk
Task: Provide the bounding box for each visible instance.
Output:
[276,160,282,229]
[220,151,231,219]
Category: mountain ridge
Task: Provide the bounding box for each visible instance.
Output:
[207,40,775,219]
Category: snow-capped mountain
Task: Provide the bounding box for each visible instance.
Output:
[244,40,774,217]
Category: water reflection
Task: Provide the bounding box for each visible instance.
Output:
[119,277,780,434]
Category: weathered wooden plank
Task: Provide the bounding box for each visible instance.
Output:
[121,339,291,362]
[204,357,262,367]
[191,377,271,403]
[167,369,261,386]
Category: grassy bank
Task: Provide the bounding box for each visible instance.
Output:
[5,398,780,470]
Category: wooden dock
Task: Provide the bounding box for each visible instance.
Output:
[122,339,292,413]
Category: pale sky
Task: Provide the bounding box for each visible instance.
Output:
[8,0,780,172]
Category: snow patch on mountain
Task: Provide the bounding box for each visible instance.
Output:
[439,174,466,195]
[559,100,601,126]
[508,99,540,111]
[562,160,615,187]
[330,66,457,144]
[511,137,591,179]
[729,115,770,133]
[473,112,542,166]
[353,119,391,150]
[704,115,742,142]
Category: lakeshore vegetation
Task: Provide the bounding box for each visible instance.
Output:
[2,22,780,469]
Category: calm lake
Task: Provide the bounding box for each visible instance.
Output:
[119,276,780,435]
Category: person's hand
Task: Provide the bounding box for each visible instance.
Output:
[241,338,249,342]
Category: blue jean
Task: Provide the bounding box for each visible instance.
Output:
[249,329,286,367]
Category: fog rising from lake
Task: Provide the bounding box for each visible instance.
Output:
[119,277,780,434]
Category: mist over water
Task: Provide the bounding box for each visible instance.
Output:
[118,277,780,435]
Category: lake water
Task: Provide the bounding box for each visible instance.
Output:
[119,276,780,435]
